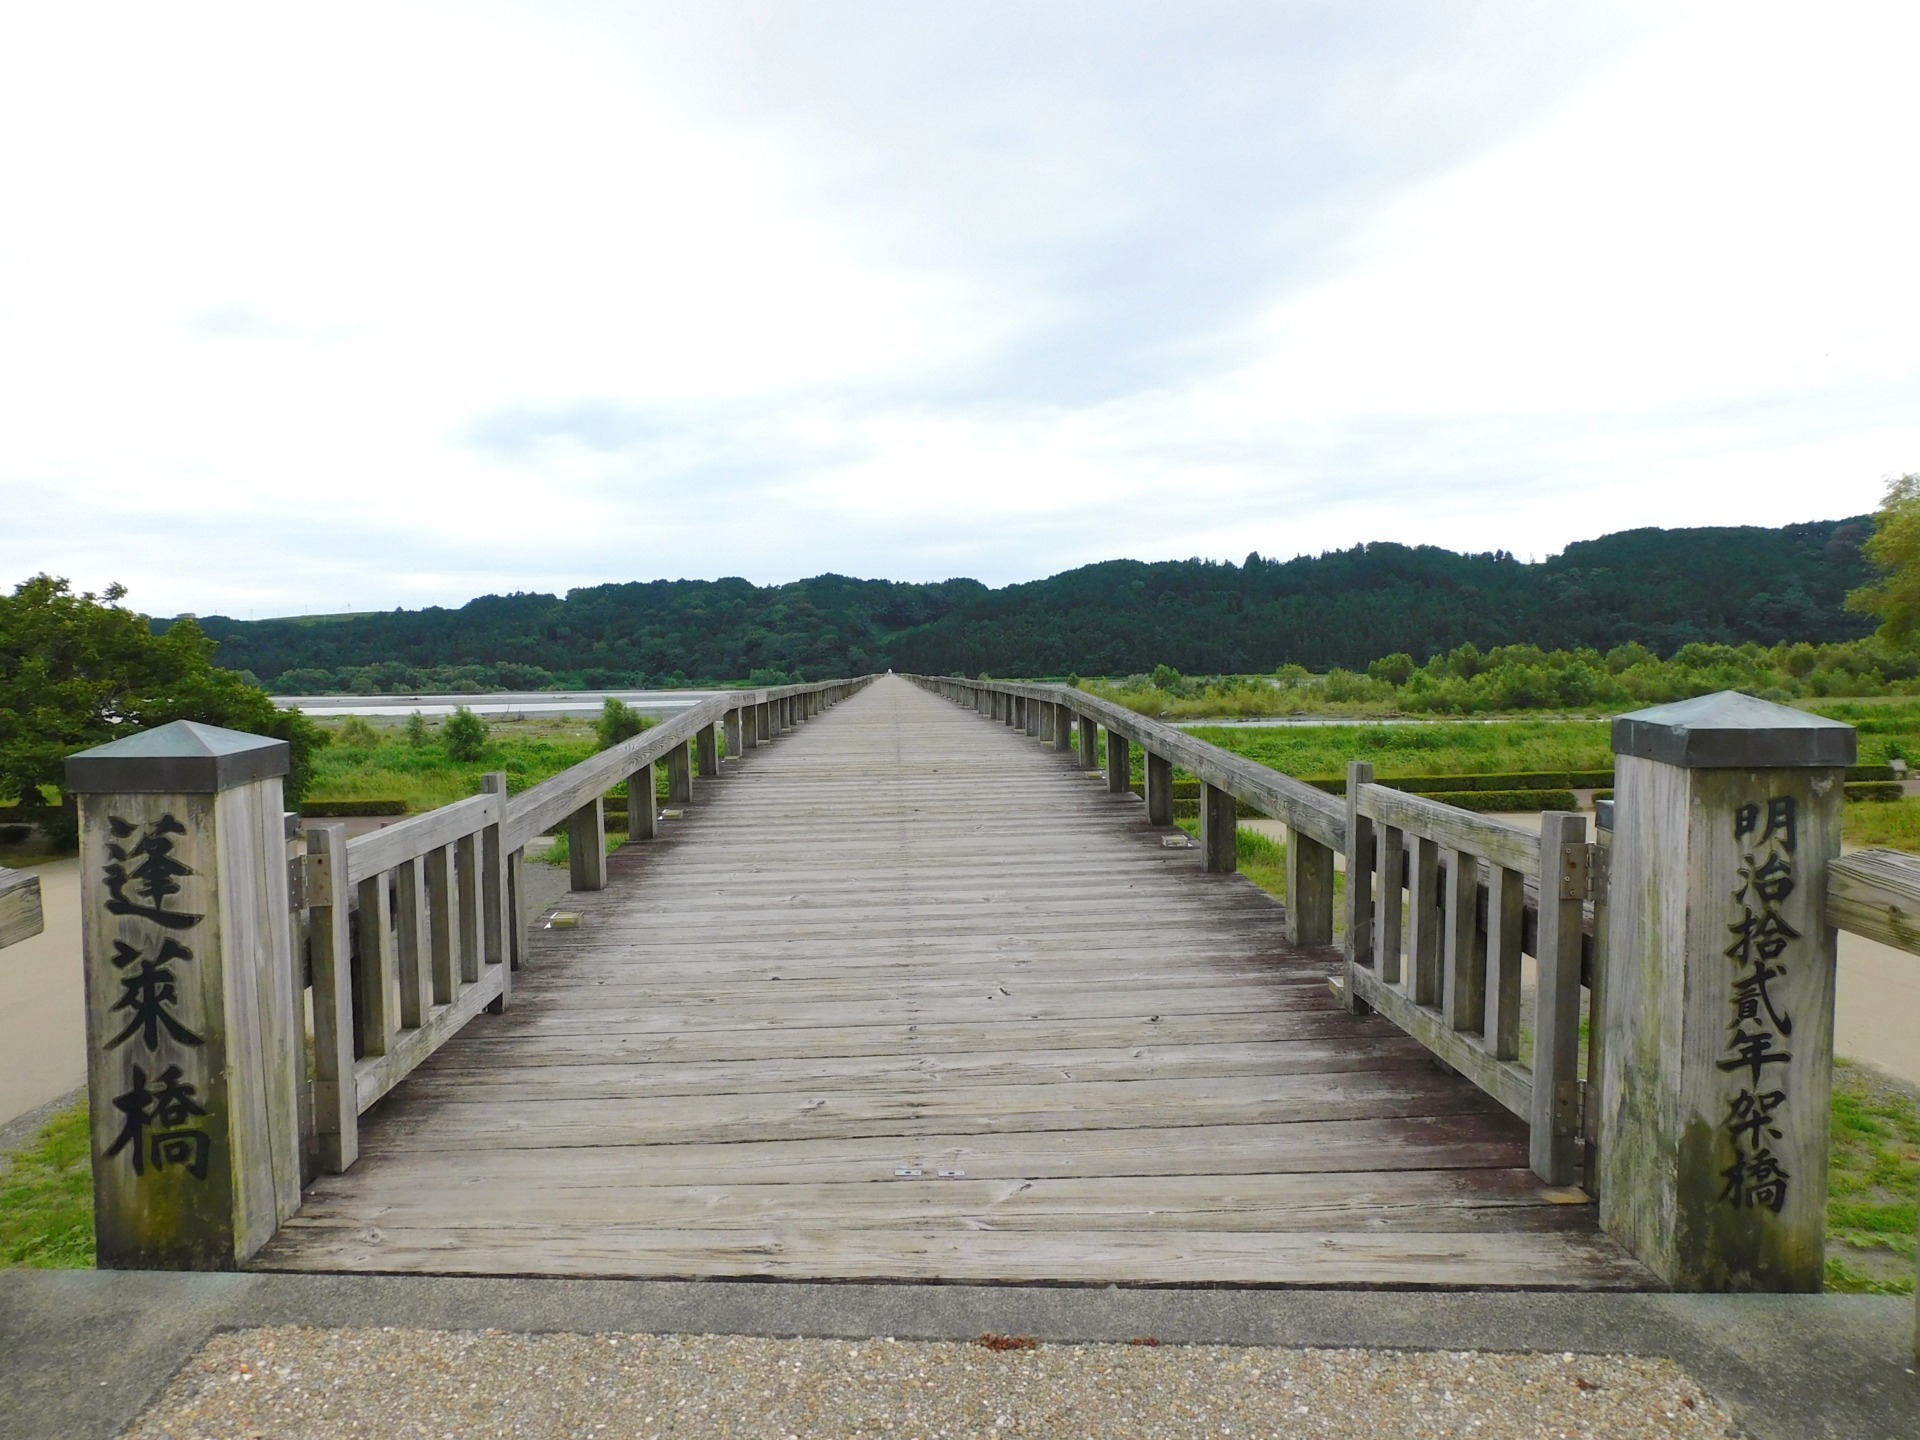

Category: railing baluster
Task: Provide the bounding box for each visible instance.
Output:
[1200,782,1236,874]
[567,797,608,891]
[1378,823,1405,986]
[1483,864,1525,1060]
[1440,847,1481,1031]
[426,843,456,1004]
[1531,811,1587,1185]
[455,831,482,985]
[394,857,429,1029]
[1285,829,1336,946]
[1342,763,1375,1014]
[628,760,658,841]
[354,872,396,1058]
[1407,835,1441,1005]
[1106,730,1131,795]
[306,823,358,1172]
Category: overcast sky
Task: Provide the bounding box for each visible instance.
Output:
[3,2,1915,619]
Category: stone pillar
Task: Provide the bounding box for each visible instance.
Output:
[65,721,302,1269]
[1600,692,1853,1292]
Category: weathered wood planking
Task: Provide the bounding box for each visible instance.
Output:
[0,865,43,949]
[261,676,1650,1289]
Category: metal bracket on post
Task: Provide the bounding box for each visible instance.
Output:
[1553,1079,1585,1138]
[1558,841,1592,901]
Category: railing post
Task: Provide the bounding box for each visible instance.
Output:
[1200,783,1236,874]
[480,772,516,1001]
[1285,833,1336,946]
[305,823,357,1173]
[1037,703,1054,743]
[627,759,658,841]
[566,796,607,891]
[1106,731,1130,795]
[1342,762,1374,1014]
[723,708,743,760]
[697,722,720,778]
[1079,715,1100,770]
[1025,698,1040,737]
[1145,751,1174,826]
[1598,692,1853,1290]
[756,702,772,743]
[1052,703,1072,751]
[667,739,694,804]
[65,721,303,1268]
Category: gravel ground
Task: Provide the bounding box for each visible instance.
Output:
[121,1327,1742,1439]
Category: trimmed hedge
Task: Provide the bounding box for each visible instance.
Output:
[1845,781,1904,803]
[301,799,409,818]
[1419,788,1580,813]
[1303,769,1614,796]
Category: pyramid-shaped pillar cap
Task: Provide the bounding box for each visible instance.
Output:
[65,720,289,795]
[1612,690,1856,769]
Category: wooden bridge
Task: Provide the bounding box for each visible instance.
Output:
[55,674,1920,1338]
[258,675,1644,1286]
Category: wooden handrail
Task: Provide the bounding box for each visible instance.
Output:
[0,865,42,950]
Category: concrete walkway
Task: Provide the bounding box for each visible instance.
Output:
[1,1269,1912,1440]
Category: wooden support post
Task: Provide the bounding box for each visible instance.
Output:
[667,739,693,804]
[628,760,658,841]
[305,823,356,1173]
[724,707,743,759]
[66,722,304,1268]
[1053,703,1072,750]
[1440,848,1482,1030]
[756,702,772,743]
[567,796,607,891]
[1145,752,1174,826]
[1200,783,1237,874]
[1597,693,1852,1290]
[697,722,720,779]
[1342,762,1375,1014]
[1106,731,1130,795]
[1038,704,1054,743]
[1079,715,1099,769]
[1286,830,1335,947]
[1025,699,1040,737]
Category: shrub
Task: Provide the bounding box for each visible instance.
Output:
[336,715,379,749]
[597,697,647,749]
[405,711,431,747]
[443,705,489,761]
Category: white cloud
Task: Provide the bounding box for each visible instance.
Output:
[0,2,1911,617]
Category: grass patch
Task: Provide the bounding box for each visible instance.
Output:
[0,1102,95,1268]
[1825,1061,1920,1294]
[1843,797,1920,852]
[306,715,599,813]
[1185,720,1616,785]
[537,830,629,869]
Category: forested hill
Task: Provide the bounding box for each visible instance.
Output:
[178,518,1877,691]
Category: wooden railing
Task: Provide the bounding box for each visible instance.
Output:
[0,865,42,950]
[911,676,1602,1189]
[1824,847,1920,1345]
[296,676,870,1174]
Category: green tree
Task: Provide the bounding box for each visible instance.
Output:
[442,705,489,761]
[404,711,431,747]
[0,575,323,847]
[1847,474,1920,642]
[596,696,647,749]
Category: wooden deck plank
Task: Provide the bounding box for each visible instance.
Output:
[260,675,1650,1288]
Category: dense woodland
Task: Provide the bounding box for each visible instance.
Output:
[172,518,1876,691]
